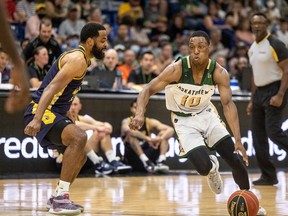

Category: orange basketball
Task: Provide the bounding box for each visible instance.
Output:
[227,190,259,216]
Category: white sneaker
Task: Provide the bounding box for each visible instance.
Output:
[207,155,223,194]
[257,206,267,215]
[155,162,169,173]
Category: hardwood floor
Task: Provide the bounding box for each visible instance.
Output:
[0,172,287,216]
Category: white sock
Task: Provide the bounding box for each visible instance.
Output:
[56,180,71,196]
[105,150,115,163]
[158,155,166,162]
[87,150,101,164]
[139,154,149,163]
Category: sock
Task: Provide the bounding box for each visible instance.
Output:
[105,150,115,163]
[158,155,166,163]
[87,150,101,165]
[55,180,71,196]
[139,154,149,163]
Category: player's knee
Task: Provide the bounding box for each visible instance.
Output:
[73,130,87,148]
[195,165,211,176]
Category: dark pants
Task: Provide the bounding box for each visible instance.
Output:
[252,81,288,180]
[124,142,160,172]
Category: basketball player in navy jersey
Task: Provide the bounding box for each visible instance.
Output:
[0,3,30,113]
[24,23,108,215]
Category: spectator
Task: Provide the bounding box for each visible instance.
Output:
[155,42,173,74]
[25,3,48,40]
[45,0,68,28]
[58,5,86,41]
[0,48,11,84]
[117,49,137,87]
[235,17,254,46]
[111,23,134,48]
[247,12,288,186]
[27,46,49,88]
[275,18,288,48]
[15,0,36,23]
[118,0,144,24]
[67,96,132,174]
[143,0,167,29]
[127,51,158,91]
[121,99,174,173]
[89,49,122,89]
[209,29,229,60]
[22,18,62,68]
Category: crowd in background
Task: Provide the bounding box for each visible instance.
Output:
[1,0,288,91]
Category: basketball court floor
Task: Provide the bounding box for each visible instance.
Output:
[0,171,287,216]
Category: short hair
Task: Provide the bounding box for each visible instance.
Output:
[33,46,47,56]
[80,22,106,43]
[139,51,154,60]
[250,12,268,22]
[39,18,52,30]
[190,31,210,45]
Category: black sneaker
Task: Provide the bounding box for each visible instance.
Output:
[252,177,278,185]
[144,160,155,173]
[95,160,114,175]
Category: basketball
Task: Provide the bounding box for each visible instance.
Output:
[227,190,259,216]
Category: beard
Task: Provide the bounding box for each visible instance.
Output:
[92,44,105,60]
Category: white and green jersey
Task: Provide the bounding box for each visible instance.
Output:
[165,56,216,115]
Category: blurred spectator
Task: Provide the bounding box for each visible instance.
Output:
[58,5,86,40]
[168,13,187,44]
[45,0,68,28]
[117,49,137,87]
[0,48,11,84]
[23,18,62,68]
[180,0,207,30]
[265,0,281,32]
[203,2,227,33]
[209,29,229,60]
[114,44,126,65]
[127,51,158,91]
[234,56,249,90]
[130,18,150,47]
[143,0,167,29]
[228,41,249,76]
[155,42,173,74]
[25,3,48,40]
[149,16,170,42]
[215,54,228,69]
[121,99,174,173]
[74,0,92,21]
[87,6,104,24]
[118,0,144,24]
[174,43,189,59]
[89,49,122,89]
[235,17,254,46]
[275,18,288,47]
[20,38,30,50]
[111,23,134,48]
[27,46,49,88]
[5,0,17,22]
[62,34,80,51]
[15,0,36,23]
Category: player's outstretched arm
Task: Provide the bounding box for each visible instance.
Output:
[0,4,30,113]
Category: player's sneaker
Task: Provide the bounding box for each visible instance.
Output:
[144,160,155,173]
[207,155,223,194]
[257,206,267,215]
[46,195,84,213]
[155,161,169,173]
[110,160,132,172]
[95,160,114,175]
[48,194,81,215]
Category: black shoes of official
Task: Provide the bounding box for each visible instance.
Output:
[252,177,278,185]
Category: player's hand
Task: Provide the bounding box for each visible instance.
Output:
[24,118,41,137]
[270,94,283,107]
[246,101,253,115]
[234,140,249,166]
[5,87,30,114]
[129,115,144,130]
[149,137,161,149]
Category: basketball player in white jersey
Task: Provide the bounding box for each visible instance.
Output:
[129,31,266,215]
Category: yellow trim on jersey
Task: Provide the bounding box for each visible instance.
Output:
[186,56,191,68]
[47,87,66,110]
[270,46,279,62]
[32,102,56,125]
[206,59,211,69]
[256,33,270,44]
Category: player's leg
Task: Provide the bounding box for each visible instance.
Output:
[214,137,250,190]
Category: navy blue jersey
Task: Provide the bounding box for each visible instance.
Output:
[31,46,89,115]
